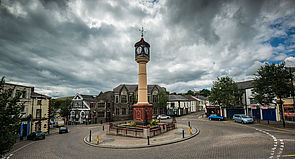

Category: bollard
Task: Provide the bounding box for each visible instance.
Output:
[89,130,92,142]
[268,120,269,124]
[182,130,184,138]
[188,121,190,127]
[147,136,150,145]
[103,125,104,131]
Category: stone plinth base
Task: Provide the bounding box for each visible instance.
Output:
[133,104,153,124]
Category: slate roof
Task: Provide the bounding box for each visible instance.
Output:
[80,95,96,101]
[96,91,114,101]
[237,80,254,89]
[113,84,166,93]
[169,95,189,101]
[196,95,207,100]
[31,92,51,99]
[184,95,198,101]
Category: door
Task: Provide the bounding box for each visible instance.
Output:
[262,109,276,121]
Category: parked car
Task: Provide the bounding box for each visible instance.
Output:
[233,114,254,124]
[59,126,68,134]
[208,114,224,121]
[57,120,65,127]
[27,131,45,140]
[157,115,171,120]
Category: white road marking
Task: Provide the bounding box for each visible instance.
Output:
[253,127,282,159]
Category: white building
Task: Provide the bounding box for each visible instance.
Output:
[167,95,191,116]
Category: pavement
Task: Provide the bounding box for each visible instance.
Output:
[83,123,199,149]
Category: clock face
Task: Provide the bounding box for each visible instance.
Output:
[144,47,149,54]
[136,47,142,54]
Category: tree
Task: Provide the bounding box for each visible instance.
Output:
[51,99,72,119]
[0,77,24,156]
[185,90,195,96]
[209,76,242,107]
[156,91,169,115]
[59,99,71,118]
[253,62,292,127]
[198,89,211,97]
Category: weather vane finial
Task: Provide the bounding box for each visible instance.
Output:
[139,27,144,38]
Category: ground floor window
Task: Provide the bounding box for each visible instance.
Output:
[97,112,104,117]
[35,122,41,131]
[122,108,126,115]
[153,108,157,115]
[116,108,120,115]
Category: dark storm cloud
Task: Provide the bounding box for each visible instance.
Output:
[164,0,222,45]
[0,0,128,96]
[0,0,294,96]
[153,69,207,84]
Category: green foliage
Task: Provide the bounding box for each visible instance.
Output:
[209,76,242,107]
[50,99,71,118]
[156,91,169,114]
[0,77,24,156]
[185,90,195,96]
[130,121,136,126]
[254,62,292,105]
[149,119,158,126]
[198,89,211,97]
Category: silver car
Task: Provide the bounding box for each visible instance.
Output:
[157,115,171,120]
[233,114,254,124]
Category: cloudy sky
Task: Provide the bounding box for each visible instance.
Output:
[0,0,294,97]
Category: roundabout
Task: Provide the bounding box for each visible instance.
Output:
[83,123,199,149]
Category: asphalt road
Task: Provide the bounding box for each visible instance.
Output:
[7,114,295,159]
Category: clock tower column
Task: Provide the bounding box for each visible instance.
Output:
[133,28,153,125]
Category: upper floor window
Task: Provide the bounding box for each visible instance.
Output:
[129,95,133,104]
[171,103,175,108]
[37,100,42,105]
[36,109,41,118]
[90,103,94,108]
[115,96,119,103]
[16,90,21,98]
[121,95,127,103]
[153,95,158,103]
[250,98,256,104]
[97,103,105,108]
[22,91,27,99]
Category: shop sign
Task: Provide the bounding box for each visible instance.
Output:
[284,112,295,117]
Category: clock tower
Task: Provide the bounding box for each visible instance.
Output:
[133,28,153,125]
